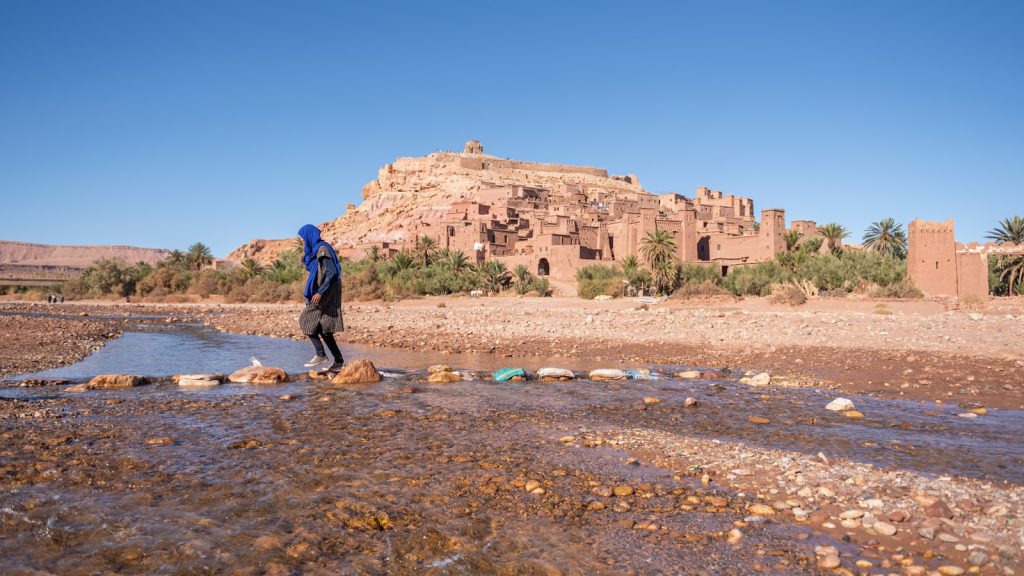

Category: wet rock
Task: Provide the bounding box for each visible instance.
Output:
[748,416,770,424]
[538,367,575,380]
[817,555,841,569]
[839,509,864,520]
[612,486,634,497]
[427,370,461,383]
[228,366,288,384]
[825,397,855,412]
[175,373,223,387]
[676,370,702,379]
[587,501,605,511]
[427,364,451,373]
[917,527,936,540]
[330,360,382,385]
[145,436,173,446]
[967,552,988,566]
[873,521,896,536]
[937,566,964,576]
[726,528,743,544]
[741,372,772,386]
[524,480,540,492]
[684,397,698,407]
[88,374,149,389]
[747,503,775,515]
[642,397,661,404]
[591,486,613,498]
[843,410,864,419]
[589,369,626,381]
[925,499,954,519]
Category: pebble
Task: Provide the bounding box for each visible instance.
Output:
[967,552,988,566]
[839,509,865,520]
[747,503,775,515]
[818,554,841,569]
[873,521,897,536]
[726,528,743,544]
[684,397,698,407]
[748,416,770,425]
[938,566,965,576]
[613,486,634,497]
[843,410,864,419]
[642,397,661,404]
[145,437,173,446]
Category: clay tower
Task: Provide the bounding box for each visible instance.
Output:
[463,139,484,154]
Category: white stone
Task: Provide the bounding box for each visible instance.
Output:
[825,397,855,412]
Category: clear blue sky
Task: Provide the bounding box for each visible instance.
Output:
[2,1,1021,256]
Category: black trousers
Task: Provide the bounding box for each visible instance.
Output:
[308,325,343,363]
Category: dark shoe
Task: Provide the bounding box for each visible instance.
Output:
[326,362,345,372]
[304,355,328,367]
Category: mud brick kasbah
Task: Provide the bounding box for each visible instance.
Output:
[230,140,1015,294]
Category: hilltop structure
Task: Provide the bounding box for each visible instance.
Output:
[231,141,829,286]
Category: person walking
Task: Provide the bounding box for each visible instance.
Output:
[297,224,344,370]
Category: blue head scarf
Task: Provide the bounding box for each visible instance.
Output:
[298,224,340,301]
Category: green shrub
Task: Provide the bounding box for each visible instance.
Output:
[723,261,792,296]
[678,263,722,285]
[577,265,624,299]
[868,279,923,299]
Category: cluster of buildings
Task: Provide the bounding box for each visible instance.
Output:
[364,142,828,285]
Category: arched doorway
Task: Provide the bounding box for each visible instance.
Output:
[537,258,550,276]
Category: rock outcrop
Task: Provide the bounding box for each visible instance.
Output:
[229,140,647,264]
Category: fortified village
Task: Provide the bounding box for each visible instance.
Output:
[231,140,1007,296]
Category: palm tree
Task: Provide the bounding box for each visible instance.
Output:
[240,258,263,279]
[164,249,186,269]
[415,235,437,267]
[784,230,804,252]
[188,242,214,271]
[863,218,907,258]
[481,260,511,292]
[619,254,642,284]
[987,216,1024,296]
[818,223,849,254]
[441,249,470,272]
[389,251,416,272]
[367,245,382,262]
[652,259,678,295]
[512,264,533,295]
[640,229,676,268]
[799,236,824,254]
[987,216,1024,245]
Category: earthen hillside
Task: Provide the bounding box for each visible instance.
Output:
[229,141,647,264]
[0,240,169,270]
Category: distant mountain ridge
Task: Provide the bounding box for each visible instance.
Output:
[0,240,170,270]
